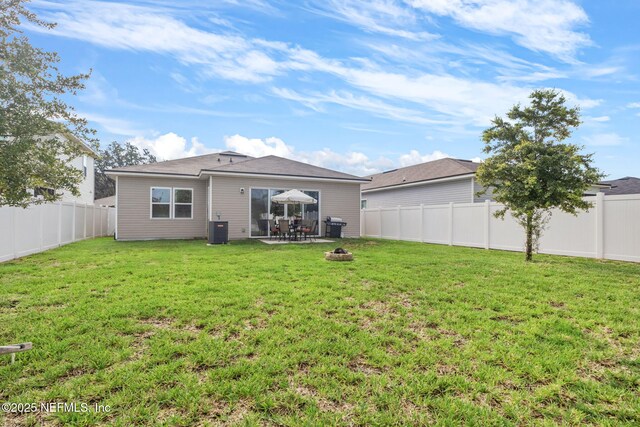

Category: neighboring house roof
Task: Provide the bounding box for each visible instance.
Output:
[108,151,253,175]
[106,151,369,182]
[601,177,640,195]
[61,132,100,158]
[362,158,479,191]
[94,195,115,207]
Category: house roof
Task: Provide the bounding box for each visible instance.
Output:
[201,155,369,182]
[107,151,253,176]
[107,152,368,182]
[362,158,479,191]
[601,177,640,195]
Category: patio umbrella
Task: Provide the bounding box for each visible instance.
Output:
[270,189,317,205]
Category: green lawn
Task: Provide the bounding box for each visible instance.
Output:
[1,238,639,426]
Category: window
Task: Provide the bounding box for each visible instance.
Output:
[82,155,88,178]
[360,199,367,209]
[151,187,171,218]
[174,188,193,219]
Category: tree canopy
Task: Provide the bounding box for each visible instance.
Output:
[0,0,95,207]
[95,142,157,199]
[476,89,604,261]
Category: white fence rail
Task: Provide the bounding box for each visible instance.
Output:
[361,193,640,262]
[0,202,115,263]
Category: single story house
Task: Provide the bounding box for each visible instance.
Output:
[601,177,640,195]
[361,157,608,209]
[361,158,488,209]
[105,151,368,240]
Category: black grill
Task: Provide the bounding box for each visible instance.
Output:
[324,216,347,238]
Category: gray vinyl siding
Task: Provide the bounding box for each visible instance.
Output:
[473,179,494,202]
[210,176,361,239]
[363,177,474,208]
[116,176,207,240]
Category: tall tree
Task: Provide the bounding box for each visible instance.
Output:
[476,89,604,261]
[95,142,157,199]
[0,0,95,207]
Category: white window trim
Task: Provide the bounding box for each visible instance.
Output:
[150,187,172,219]
[173,187,194,220]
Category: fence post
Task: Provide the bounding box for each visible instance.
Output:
[72,201,76,242]
[39,204,44,251]
[419,204,424,243]
[484,200,490,250]
[396,206,401,240]
[83,203,87,239]
[12,207,18,260]
[448,202,454,246]
[595,192,604,259]
[58,202,62,246]
[378,208,383,238]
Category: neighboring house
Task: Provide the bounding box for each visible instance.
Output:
[361,157,608,209]
[32,133,98,204]
[361,158,487,209]
[105,151,368,240]
[601,177,640,195]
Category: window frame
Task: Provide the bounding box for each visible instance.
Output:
[150,187,172,219]
[248,187,321,238]
[173,187,194,220]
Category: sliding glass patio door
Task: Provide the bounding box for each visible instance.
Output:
[249,188,320,237]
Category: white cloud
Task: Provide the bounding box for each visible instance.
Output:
[406,0,591,61]
[33,0,598,130]
[224,134,295,158]
[627,102,640,109]
[587,116,610,123]
[582,133,628,147]
[128,133,217,160]
[309,0,436,41]
[398,149,449,167]
[222,134,457,175]
[33,1,282,83]
[273,87,452,125]
[81,112,145,136]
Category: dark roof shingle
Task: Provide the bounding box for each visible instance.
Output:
[204,155,367,181]
[601,177,640,195]
[362,158,479,191]
[107,152,367,181]
[108,151,252,175]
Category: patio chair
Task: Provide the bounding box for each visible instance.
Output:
[301,220,317,241]
[278,219,290,241]
[268,219,280,240]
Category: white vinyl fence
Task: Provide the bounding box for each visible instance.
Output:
[361,193,640,263]
[0,202,115,263]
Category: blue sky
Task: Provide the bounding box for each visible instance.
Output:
[26,0,640,177]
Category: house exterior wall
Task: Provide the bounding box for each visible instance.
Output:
[116,176,207,240]
[60,154,95,204]
[473,178,493,203]
[362,177,474,208]
[209,175,362,239]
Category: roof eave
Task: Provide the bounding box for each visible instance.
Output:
[105,170,200,179]
[200,169,370,183]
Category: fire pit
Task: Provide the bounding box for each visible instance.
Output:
[324,247,353,261]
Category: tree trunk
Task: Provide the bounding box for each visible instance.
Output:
[525,212,533,262]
